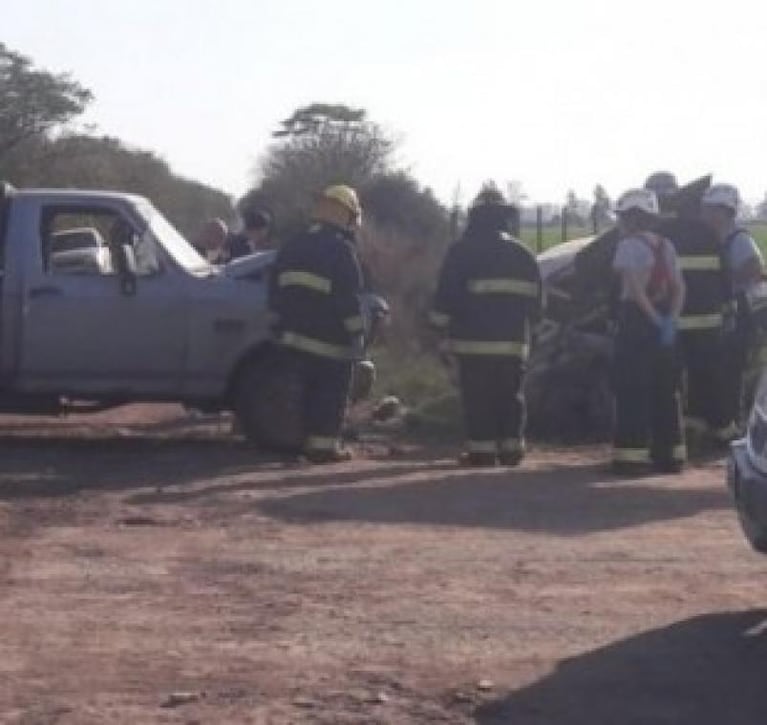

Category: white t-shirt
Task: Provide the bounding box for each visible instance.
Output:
[612,234,681,301]
[725,228,763,294]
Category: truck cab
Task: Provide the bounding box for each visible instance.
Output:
[0,185,274,406]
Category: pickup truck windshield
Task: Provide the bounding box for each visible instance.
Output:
[137,201,211,272]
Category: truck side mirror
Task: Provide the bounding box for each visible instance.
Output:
[118,243,138,296]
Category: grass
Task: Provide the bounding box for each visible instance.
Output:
[371,346,462,436]
[748,223,767,255]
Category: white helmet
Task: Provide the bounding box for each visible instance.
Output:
[615,188,660,216]
[702,183,740,212]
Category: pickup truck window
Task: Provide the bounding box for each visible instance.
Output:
[41,206,161,278]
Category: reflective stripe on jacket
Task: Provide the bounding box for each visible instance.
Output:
[430,229,542,357]
[269,222,363,360]
[658,216,731,333]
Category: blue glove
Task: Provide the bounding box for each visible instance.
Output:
[658,316,677,347]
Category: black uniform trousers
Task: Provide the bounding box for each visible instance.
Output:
[285,349,352,453]
[612,303,685,468]
[679,330,732,435]
[722,312,751,429]
[458,356,526,462]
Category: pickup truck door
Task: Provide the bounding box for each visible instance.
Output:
[19,207,187,395]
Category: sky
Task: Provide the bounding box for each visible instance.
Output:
[3,0,767,206]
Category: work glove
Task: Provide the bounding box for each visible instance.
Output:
[658,316,677,347]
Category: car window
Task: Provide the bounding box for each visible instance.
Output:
[42,211,117,277]
[40,206,162,278]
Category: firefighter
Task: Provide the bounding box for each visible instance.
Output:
[269,185,365,463]
[701,183,765,427]
[611,188,687,474]
[644,172,735,445]
[430,185,542,467]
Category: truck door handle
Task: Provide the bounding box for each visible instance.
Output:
[28,285,63,299]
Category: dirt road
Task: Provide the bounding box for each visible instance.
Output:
[0,406,765,724]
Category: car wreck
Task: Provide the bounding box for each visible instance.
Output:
[526,176,721,441]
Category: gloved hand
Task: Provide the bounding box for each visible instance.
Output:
[657,316,677,347]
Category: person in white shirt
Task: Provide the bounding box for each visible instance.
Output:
[611,188,687,474]
[702,183,765,427]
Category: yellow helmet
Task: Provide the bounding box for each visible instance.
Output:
[322,185,361,215]
[313,184,362,230]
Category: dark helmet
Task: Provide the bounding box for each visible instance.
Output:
[467,183,516,234]
[242,207,273,231]
[644,171,679,201]
[472,183,506,208]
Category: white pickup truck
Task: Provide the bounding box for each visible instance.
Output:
[0,183,384,449]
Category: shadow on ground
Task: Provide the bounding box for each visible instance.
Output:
[257,463,730,536]
[0,432,448,502]
[0,422,731,539]
[0,434,272,500]
[476,610,767,725]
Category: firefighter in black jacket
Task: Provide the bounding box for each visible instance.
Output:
[269,185,364,463]
[645,172,735,444]
[430,186,542,467]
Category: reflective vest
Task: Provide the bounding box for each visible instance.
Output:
[658,217,730,333]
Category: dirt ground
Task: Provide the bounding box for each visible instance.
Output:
[0,405,765,724]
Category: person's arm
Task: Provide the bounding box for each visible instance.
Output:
[669,269,686,320]
[735,256,764,289]
[666,241,686,320]
[731,233,765,289]
[623,268,663,326]
[528,253,544,322]
[333,242,365,343]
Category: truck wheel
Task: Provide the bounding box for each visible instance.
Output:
[234,352,305,453]
[737,506,767,554]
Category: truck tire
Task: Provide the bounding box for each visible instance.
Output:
[737,506,767,554]
[234,351,305,453]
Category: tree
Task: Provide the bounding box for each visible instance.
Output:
[593,184,610,210]
[0,43,92,160]
[243,102,395,237]
[243,103,450,350]
[2,133,232,238]
[591,184,613,229]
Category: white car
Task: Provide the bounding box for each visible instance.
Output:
[50,227,113,275]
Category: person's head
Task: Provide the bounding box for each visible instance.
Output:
[615,188,660,235]
[644,171,679,215]
[701,183,740,237]
[242,208,273,245]
[466,183,516,235]
[311,184,362,233]
[197,218,228,253]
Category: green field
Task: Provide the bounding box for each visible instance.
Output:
[748,223,767,254]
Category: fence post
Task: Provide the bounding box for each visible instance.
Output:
[536,206,543,253]
[561,207,568,244]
